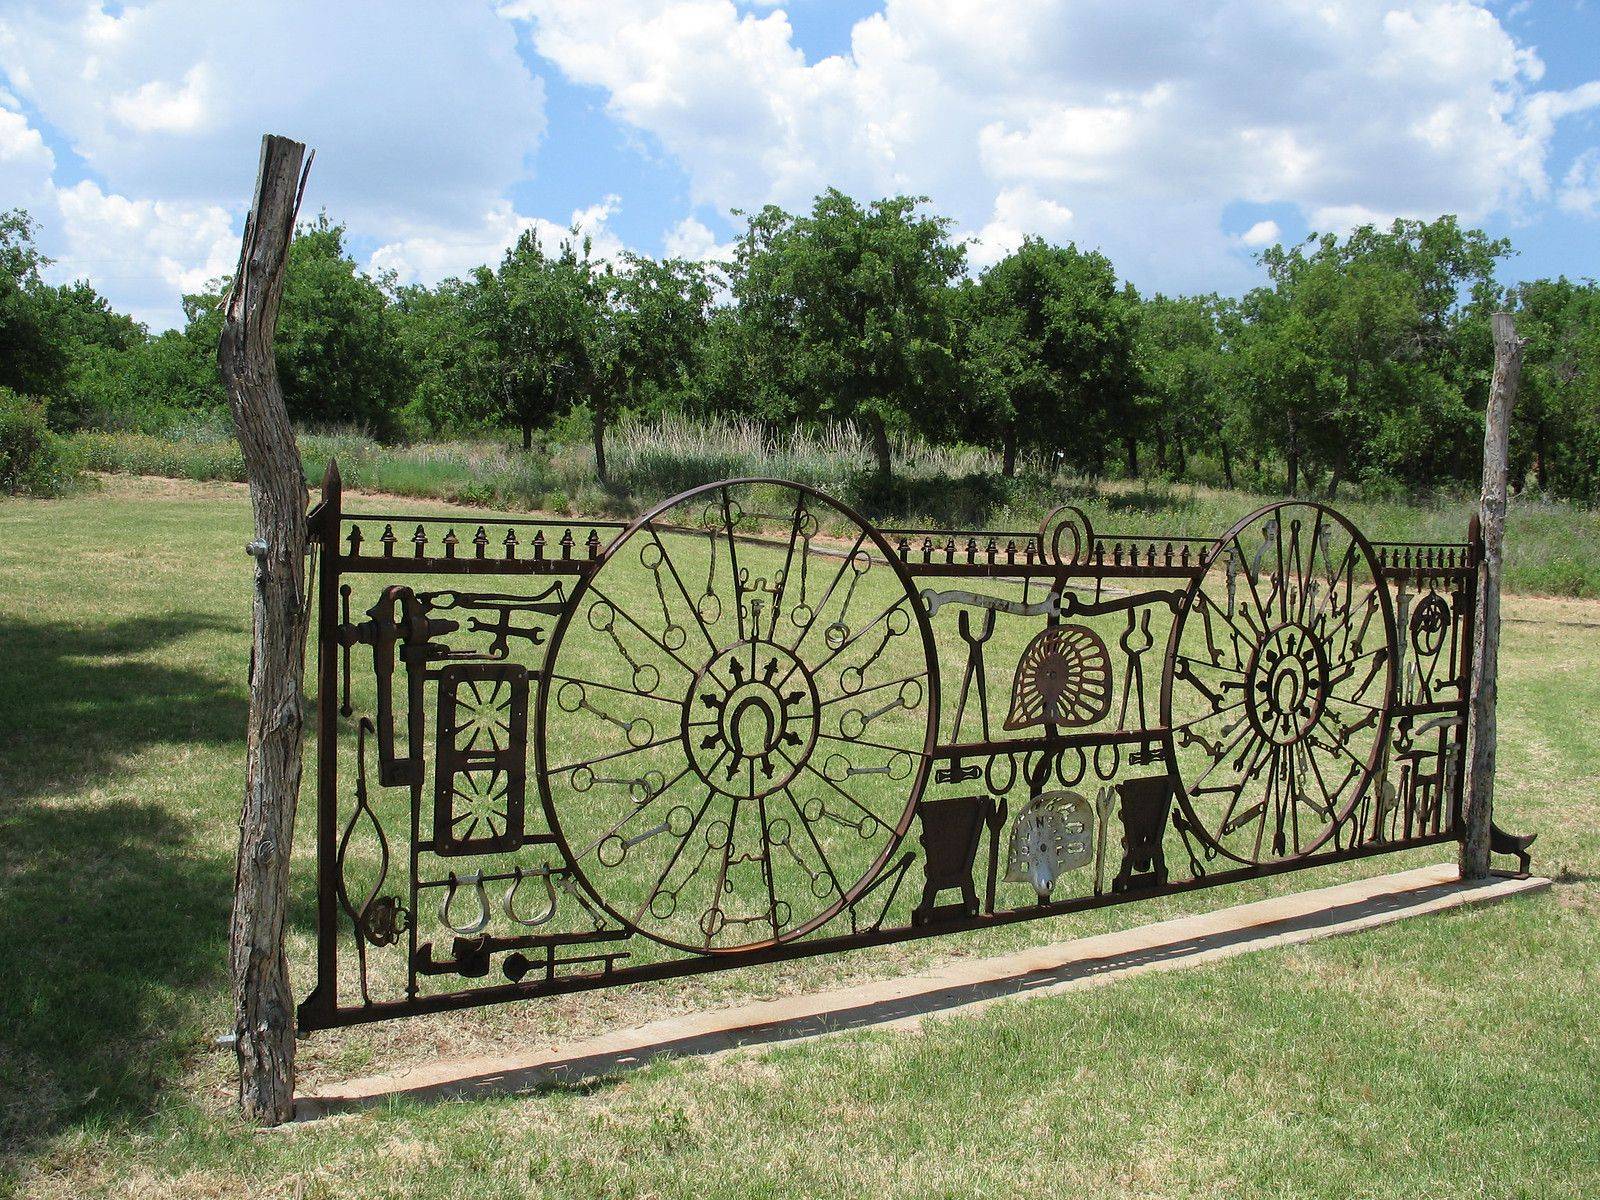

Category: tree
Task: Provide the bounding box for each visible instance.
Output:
[463,228,595,450]
[682,302,794,422]
[185,214,411,434]
[61,330,224,431]
[219,132,312,1128]
[1137,293,1231,482]
[276,216,410,431]
[582,253,713,482]
[392,277,495,435]
[46,278,144,354]
[1227,286,1342,495]
[0,210,68,397]
[964,238,1141,477]
[1510,277,1600,497]
[731,191,966,482]
[1238,217,1510,495]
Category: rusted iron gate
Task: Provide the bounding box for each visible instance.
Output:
[298,465,1507,1031]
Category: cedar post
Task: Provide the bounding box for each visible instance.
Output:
[1461,312,1523,880]
[220,134,314,1124]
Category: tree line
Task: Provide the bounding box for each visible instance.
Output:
[3,191,1598,499]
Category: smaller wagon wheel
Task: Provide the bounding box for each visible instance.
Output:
[1160,502,1397,865]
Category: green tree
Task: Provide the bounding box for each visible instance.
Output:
[1138,293,1233,482]
[184,214,410,433]
[1510,277,1600,497]
[0,210,68,398]
[964,237,1141,476]
[1227,285,1342,496]
[731,191,966,482]
[276,216,410,431]
[460,228,597,450]
[393,277,494,435]
[581,253,714,482]
[46,279,152,428]
[1239,216,1509,495]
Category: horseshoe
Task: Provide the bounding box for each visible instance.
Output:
[439,871,491,936]
[504,864,558,928]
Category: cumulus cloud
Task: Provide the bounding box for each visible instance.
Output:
[505,0,1600,291]
[963,187,1074,271]
[0,0,555,326]
[0,1,546,229]
[0,97,55,213]
[1559,149,1600,218]
[662,215,737,262]
[1238,219,1281,249]
[54,181,238,322]
[368,196,627,285]
[3,1,1597,327]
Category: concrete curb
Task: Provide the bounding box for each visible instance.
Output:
[297,862,1547,1119]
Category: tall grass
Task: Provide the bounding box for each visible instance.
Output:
[61,414,1600,596]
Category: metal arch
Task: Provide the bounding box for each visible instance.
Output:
[532,477,942,955]
[1158,499,1400,867]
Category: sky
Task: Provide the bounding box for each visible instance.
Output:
[1,0,1597,331]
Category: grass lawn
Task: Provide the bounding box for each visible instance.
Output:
[1,476,1596,1199]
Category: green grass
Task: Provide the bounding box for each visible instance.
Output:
[1,477,1597,1198]
[64,415,1600,597]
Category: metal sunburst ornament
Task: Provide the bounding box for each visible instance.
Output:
[1004,623,1113,729]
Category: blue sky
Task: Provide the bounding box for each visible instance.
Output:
[2,1,1597,330]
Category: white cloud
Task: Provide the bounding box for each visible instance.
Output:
[662,215,736,262]
[0,1,547,230]
[0,91,239,327]
[1559,149,1600,217]
[54,180,238,322]
[506,0,1600,292]
[0,97,55,213]
[1,0,1595,329]
[1239,219,1281,248]
[109,64,214,135]
[0,0,557,326]
[963,187,1073,271]
[368,196,626,285]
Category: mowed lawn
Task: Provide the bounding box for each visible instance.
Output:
[1,476,1596,1199]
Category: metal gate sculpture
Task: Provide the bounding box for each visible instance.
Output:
[298,463,1507,1031]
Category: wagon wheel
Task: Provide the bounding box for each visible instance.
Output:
[1160,502,1396,865]
[537,480,938,953]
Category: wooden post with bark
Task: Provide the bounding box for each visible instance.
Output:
[220,134,314,1125]
[1461,311,1523,880]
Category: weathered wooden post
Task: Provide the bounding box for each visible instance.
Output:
[1461,311,1523,880]
[220,134,314,1124]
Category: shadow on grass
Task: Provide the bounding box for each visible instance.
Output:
[0,613,247,1149]
[846,473,1019,528]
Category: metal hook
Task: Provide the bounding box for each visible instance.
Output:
[439,870,491,936]
[504,864,558,928]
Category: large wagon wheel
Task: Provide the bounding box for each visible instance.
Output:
[1160,502,1396,865]
[537,480,938,953]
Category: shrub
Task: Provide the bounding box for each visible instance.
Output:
[0,388,76,496]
